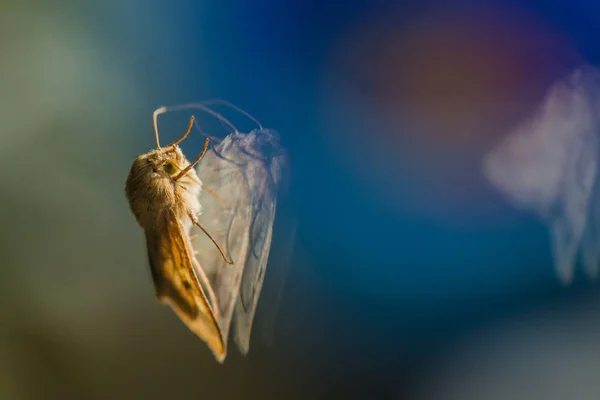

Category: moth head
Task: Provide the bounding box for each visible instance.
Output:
[126,115,203,187]
[143,146,189,180]
[125,147,179,202]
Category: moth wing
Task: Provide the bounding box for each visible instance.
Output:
[232,170,277,355]
[191,141,252,357]
[145,211,226,361]
[232,133,292,355]
[254,203,297,350]
[193,130,293,357]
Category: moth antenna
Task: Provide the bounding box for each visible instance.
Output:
[153,106,167,148]
[174,138,210,181]
[152,103,239,134]
[167,115,195,147]
[192,118,222,143]
[201,99,263,130]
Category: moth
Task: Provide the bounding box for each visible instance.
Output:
[125,114,233,361]
[127,101,291,362]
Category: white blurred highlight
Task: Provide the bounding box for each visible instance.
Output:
[483,66,600,284]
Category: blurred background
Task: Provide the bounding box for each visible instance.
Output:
[3,0,600,399]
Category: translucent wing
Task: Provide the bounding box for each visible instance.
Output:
[232,130,289,355]
[190,134,252,360]
[255,209,296,349]
[192,129,290,358]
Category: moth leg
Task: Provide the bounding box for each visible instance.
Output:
[189,213,234,265]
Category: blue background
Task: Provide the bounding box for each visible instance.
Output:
[3,0,600,398]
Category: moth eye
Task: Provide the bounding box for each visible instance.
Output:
[164,162,177,175]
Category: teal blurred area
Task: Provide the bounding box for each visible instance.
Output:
[3,0,600,399]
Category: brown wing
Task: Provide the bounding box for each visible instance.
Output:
[144,211,226,362]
